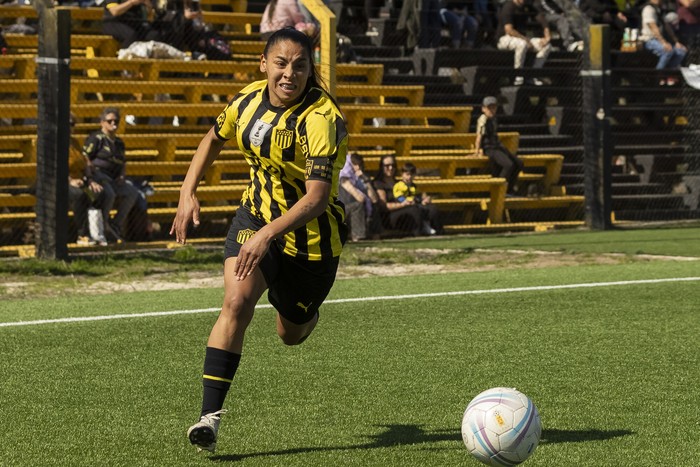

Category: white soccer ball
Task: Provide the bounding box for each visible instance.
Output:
[461,387,542,466]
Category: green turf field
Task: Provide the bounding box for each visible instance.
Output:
[1,226,699,466]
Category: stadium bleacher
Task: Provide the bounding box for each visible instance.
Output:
[1,0,699,254]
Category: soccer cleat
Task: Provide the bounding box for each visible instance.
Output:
[187,409,227,453]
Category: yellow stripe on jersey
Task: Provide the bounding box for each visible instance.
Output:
[214,80,348,260]
[203,374,233,383]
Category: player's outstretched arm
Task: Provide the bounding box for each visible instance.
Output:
[171,127,227,244]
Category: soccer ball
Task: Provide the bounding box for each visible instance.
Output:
[461,387,542,466]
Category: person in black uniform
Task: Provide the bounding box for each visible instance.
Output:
[170,27,348,454]
[474,96,523,195]
[82,107,140,241]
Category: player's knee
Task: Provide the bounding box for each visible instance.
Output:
[222,293,256,326]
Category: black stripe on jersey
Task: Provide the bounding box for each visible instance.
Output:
[240,90,265,153]
[334,114,348,155]
[316,211,333,258]
[328,200,348,245]
[288,177,308,255]
[259,110,284,160]
[282,88,323,161]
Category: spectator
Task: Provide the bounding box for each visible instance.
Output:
[534,0,584,51]
[392,162,442,235]
[339,152,382,241]
[372,154,425,237]
[82,107,141,242]
[496,0,552,85]
[260,0,317,40]
[474,96,524,195]
[640,0,687,69]
[67,114,106,246]
[677,0,700,47]
[102,0,160,48]
[440,0,479,48]
[398,0,442,48]
[579,0,628,48]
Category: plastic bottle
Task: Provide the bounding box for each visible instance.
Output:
[314,46,321,64]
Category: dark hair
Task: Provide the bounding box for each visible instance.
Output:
[263,27,330,99]
[100,107,120,121]
[402,162,416,174]
[375,154,397,181]
[349,152,364,169]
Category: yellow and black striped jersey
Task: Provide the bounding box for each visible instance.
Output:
[214,80,348,260]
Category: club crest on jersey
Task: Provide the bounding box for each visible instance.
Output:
[275,129,294,149]
[236,229,256,244]
[249,119,272,147]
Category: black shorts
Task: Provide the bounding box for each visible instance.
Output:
[224,207,340,325]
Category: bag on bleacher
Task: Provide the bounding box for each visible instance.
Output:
[117,40,188,60]
[198,30,232,61]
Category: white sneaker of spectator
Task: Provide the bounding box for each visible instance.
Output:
[125,114,137,126]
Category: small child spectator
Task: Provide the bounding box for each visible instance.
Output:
[474,96,524,195]
[392,162,442,236]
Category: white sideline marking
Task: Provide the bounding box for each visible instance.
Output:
[1,276,699,328]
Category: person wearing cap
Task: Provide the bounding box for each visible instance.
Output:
[474,96,523,195]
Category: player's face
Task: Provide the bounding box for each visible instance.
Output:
[260,40,311,108]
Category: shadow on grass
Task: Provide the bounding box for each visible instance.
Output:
[541,428,634,444]
[210,425,635,462]
[210,424,462,462]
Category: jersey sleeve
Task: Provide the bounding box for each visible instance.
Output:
[214,98,240,141]
[301,105,347,183]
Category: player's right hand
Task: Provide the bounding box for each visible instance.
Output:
[170,193,200,244]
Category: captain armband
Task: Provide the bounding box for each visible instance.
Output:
[305,157,333,182]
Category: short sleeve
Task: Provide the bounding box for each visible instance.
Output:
[302,105,346,182]
[214,100,239,141]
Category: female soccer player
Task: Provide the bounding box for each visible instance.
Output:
[170,27,348,453]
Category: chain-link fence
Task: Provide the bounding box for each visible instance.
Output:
[0,0,699,255]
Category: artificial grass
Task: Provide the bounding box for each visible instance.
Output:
[1,259,699,466]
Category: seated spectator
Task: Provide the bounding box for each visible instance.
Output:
[260,0,317,40]
[339,152,382,241]
[640,0,687,70]
[372,155,426,237]
[398,0,442,49]
[580,0,628,49]
[496,0,552,85]
[82,107,141,242]
[474,96,524,195]
[102,0,160,48]
[392,162,442,236]
[67,114,106,246]
[440,0,479,48]
[677,0,700,47]
[535,0,584,51]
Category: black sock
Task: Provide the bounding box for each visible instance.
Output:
[201,347,241,417]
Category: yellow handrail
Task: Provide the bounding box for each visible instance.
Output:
[299,0,336,97]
